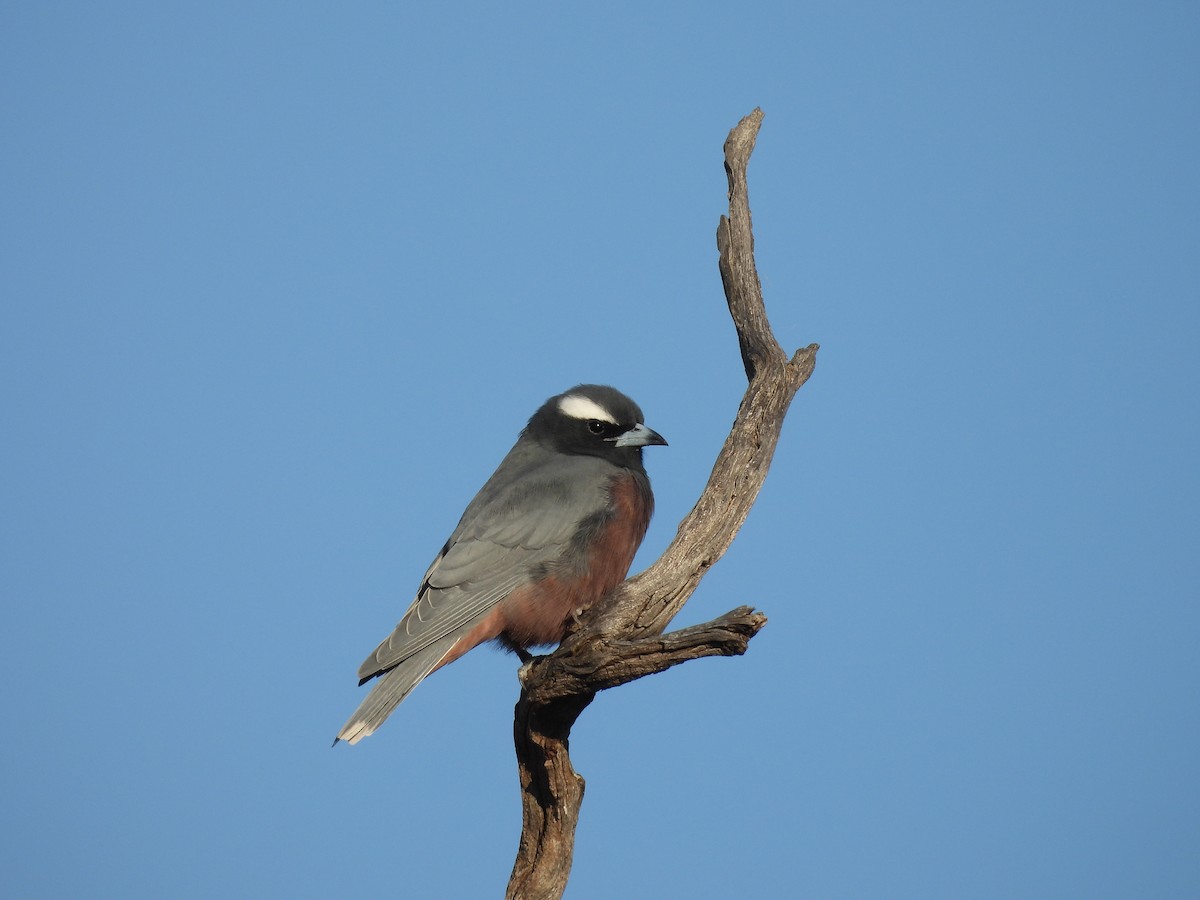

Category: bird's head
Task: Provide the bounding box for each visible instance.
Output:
[525,384,667,466]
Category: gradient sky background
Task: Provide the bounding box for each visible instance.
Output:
[3,3,1198,898]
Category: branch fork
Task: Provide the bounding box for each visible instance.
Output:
[506,108,818,900]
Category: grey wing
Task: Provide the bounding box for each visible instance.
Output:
[354,451,612,682]
[335,452,614,743]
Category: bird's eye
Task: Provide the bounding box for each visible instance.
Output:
[587,420,606,435]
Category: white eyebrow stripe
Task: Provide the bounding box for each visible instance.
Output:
[558,394,617,423]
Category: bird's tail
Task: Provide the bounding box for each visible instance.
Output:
[334,638,453,745]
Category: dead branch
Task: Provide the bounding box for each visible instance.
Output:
[506,108,818,900]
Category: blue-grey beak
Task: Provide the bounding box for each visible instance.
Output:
[613,423,668,448]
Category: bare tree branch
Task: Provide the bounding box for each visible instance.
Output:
[505,108,818,900]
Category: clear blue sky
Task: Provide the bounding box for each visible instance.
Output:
[3,3,1198,898]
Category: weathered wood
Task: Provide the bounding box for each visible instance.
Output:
[506,690,592,900]
[506,108,818,900]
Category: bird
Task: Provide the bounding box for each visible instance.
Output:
[335,384,667,745]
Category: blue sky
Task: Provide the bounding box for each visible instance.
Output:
[3,3,1198,897]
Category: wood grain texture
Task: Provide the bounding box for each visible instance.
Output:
[506,108,819,900]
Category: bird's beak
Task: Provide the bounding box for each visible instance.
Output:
[614,423,668,448]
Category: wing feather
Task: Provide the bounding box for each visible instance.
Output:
[355,449,612,682]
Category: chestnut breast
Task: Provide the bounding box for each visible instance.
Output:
[497,467,654,648]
